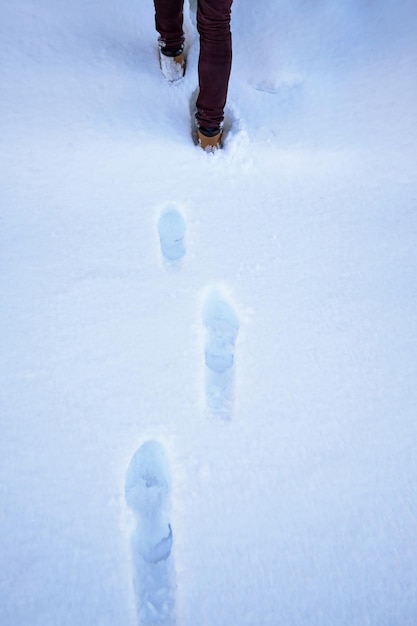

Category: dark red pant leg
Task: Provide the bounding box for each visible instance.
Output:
[195,0,233,130]
[154,0,185,52]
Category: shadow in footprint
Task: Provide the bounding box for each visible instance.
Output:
[202,287,240,419]
[125,441,176,626]
[188,87,199,145]
[157,204,186,266]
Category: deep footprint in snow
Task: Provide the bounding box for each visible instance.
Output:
[189,89,247,152]
[202,287,240,419]
[125,441,175,625]
[157,204,186,264]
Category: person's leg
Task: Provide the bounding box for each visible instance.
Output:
[154,0,185,53]
[196,0,233,131]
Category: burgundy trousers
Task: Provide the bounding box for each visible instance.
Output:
[154,0,233,130]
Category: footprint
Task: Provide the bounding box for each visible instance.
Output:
[202,287,240,419]
[125,441,176,625]
[157,204,186,264]
[250,72,303,95]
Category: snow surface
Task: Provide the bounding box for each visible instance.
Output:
[1,1,417,625]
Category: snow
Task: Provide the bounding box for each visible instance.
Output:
[1,1,417,625]
[159,52,185,84]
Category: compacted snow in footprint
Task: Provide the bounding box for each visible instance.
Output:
[202,286,240,419]
[126,441,176,626]
[157,203,187,265]
[1,1,417,626]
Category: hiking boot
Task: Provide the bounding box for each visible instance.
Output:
[197,126,223,151]
[159,46,185,82]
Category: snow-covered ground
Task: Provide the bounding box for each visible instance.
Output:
[1,1,417,624]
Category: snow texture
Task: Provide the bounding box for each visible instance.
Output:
[1,0,417,625]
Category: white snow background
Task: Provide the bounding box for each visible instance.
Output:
[1,0,417,624]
